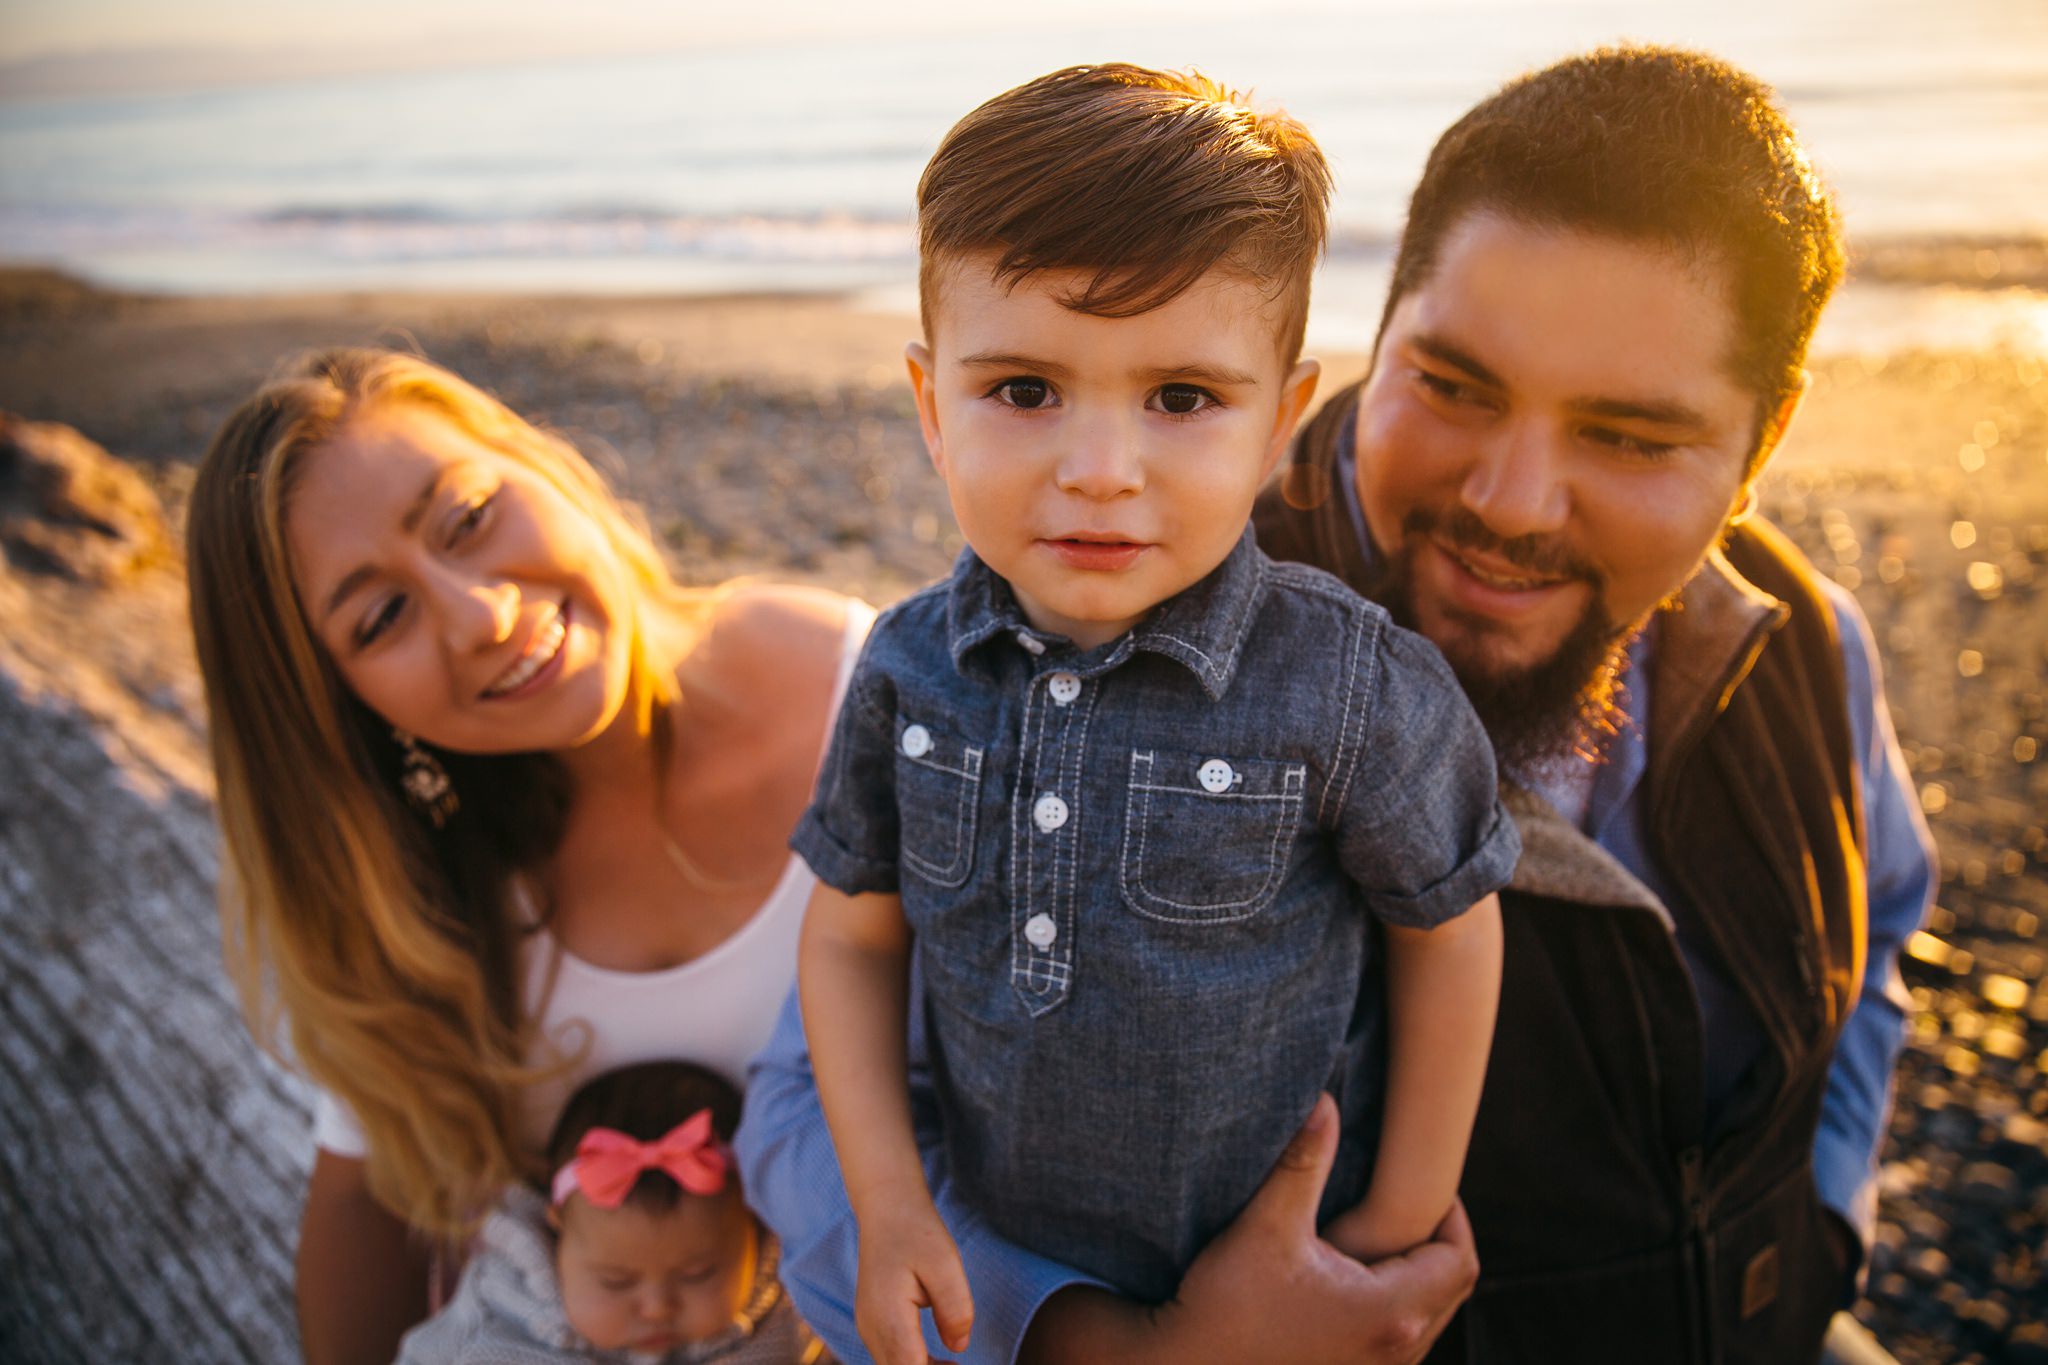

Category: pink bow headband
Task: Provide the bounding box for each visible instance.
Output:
[550,1111,732,1208]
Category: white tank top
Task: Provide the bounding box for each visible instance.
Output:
[313,602,873,1159]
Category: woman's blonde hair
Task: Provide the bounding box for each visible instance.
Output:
[188,347,698,1237]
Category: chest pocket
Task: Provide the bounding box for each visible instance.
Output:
[895,716,984,889]
[1120,747,1307,924]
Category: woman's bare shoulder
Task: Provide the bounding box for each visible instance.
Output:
[701,582,864,698]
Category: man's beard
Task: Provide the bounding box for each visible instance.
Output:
[1365,506,1637,782]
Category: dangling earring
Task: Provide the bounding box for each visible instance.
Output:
[394,728,459,828]
[1729,484,1761,527]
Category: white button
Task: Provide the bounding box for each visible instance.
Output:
[1033,792,1070,832]
[1198,759,1236,793]
[1047,672,1082,705]
[1024,913,1058,948]
[1016,631,1046,656]
[900,724,933,758]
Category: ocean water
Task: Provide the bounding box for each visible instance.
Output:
[3,0,2046,353]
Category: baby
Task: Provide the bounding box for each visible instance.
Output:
[398,1061,823,1364]
[794,64,1519,1364]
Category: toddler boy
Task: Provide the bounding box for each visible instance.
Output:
[793,65,1519,1362]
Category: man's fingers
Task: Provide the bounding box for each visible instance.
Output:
[1368,1197,1480,1332]
[1242,1091,1339,1237]
[923,1255,976,1353]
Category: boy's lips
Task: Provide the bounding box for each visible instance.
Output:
[1041,535,1152,571]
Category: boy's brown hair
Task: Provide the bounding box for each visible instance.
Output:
[917,64,1332,359]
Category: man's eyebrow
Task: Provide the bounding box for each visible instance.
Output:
[1574,395,1711,430]
[1407,334,1505,389]
[1411,333,1711,429]
[320,469,448,621]
[956,351,1074,379]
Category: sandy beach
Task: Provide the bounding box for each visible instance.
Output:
[2,267,2043,1362]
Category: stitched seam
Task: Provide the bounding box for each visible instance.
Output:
[1322,608,1376,828]
[1010,682,1041,999]
[1024,679,1073,1009]
[1053,684,1095,1003]
[1121,750,1154,917]
[1121,756,1305,920]
[901,747,981,886]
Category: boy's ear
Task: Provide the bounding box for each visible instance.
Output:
[1259,357,1323,484]
[905,341,946,474]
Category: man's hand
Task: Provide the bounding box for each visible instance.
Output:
[1020,1093,1478,1364]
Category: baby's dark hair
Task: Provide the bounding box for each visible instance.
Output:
[545,1061,742,1215]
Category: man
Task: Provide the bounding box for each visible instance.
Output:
[738,46,1930,1365]
[1249,46,1931,1363]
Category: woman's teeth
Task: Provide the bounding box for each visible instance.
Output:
[485,614,566,696]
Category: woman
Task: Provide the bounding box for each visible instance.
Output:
[187,348,866,1364]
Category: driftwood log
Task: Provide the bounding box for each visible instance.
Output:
[1,416,306,1363]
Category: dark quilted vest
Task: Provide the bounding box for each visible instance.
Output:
[1255,382,1867,1365]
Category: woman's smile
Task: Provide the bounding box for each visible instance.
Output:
[481,601,570,700]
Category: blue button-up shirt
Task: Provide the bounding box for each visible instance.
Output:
[740,460,1930,1363]
[789,531,1518,1305]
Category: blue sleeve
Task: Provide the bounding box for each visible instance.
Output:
[1810,583,1934,1250]
[789,652,904,896]
[1335,618,1520,928]
[736,971,1103,1365]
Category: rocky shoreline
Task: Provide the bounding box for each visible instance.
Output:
[2,271,2042,1361]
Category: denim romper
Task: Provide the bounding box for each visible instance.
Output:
[792,530,1520,1302]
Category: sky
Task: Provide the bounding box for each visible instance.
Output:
[0,0,1378,98]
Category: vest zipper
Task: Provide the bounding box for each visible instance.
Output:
[1680,1144,1717,1365]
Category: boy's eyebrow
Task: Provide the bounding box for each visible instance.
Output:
[1135,363,1262,388]
[954,352,1260,388]
[320,468,449,621]
[956,351,1074,378]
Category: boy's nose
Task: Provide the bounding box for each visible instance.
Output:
[1055,418,1146,500]
[1459,419,1570,541]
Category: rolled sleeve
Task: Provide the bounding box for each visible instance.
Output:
[1335,621,1521,928]
[1811,583,1933,1254]
[737,978,1101,1364]
[788,660,903,896]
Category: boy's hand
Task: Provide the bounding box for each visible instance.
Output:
[856,1200,975,1365]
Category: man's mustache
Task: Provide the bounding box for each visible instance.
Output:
[1401,505,1601,586]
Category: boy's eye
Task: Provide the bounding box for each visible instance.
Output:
[355,593,406,648]
[1151,384,1216,417]
[990,377,1054,410]
[599,1277,636,1293]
